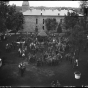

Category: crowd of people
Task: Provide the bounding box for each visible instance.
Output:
[0,32,79,87]
[3,33,79,67]
[0,33,79,76]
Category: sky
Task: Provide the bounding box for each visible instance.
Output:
[9,1,80,8]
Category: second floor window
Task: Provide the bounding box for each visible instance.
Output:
[43,26,44,30]
[43,19,44,24]
[36,18,38,24]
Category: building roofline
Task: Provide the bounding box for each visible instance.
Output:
[24,15,64,17]
[23,15,83,17]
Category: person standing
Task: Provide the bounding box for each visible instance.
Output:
[18,62,26,77]
[22,52,25,58]
[75,59,78,66]
[18,48,22,57]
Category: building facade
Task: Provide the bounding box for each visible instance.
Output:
[23,15,64,32]
[22,1,83,33]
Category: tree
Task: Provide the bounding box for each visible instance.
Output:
[57,23,62,33]
[0,1,24,34]
[61,3,88,59]
[79,1,88,15]
[63,11,88,59]
[0,1,9,33]
[45,18,58,32]
[6,4,24,32]
[63,11,79,30]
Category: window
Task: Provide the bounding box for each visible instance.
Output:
[41,13,42,15]
[43,19,44,24]
[35,26,38,32]
[36,18,38,24]
[60,19,62,23]
[43,26,44,30]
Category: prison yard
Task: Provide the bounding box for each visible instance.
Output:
[0,32,88,87]
[1,1,88,87]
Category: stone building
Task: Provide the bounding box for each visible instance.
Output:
[22,1,83,33]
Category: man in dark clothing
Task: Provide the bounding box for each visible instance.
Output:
[18,62,26,77]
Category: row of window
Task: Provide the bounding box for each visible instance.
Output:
[36,18,62,24]
[36,19,44,24]
[35,26,44,30]
[40,13,60,15]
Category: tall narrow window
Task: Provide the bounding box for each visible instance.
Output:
[43,26,44,30]
[35,26,38,32]
[43,19,44,24]
[60,19,62,23]
[36,18,38,24]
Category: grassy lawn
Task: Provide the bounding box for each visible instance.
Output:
[0,58,88,87]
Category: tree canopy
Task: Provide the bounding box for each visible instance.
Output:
[45,18,58,32]
[63,11,88,58]
[63,11,79,30]
[57,23,62,33]
[79,1,88,16]
[0,1,24,34]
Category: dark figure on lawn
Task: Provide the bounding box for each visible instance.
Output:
[73,58,78,68]
[18,62,26,77]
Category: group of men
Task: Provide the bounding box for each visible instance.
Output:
[16,33,79,67]
[3,33,79,77]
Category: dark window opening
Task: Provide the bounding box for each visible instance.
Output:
[43,26,44,30]
[43,19,44,24]
[60,19,62,22]
[35,26,38,32]
[36,18,38,24]
[41,13,42,15]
